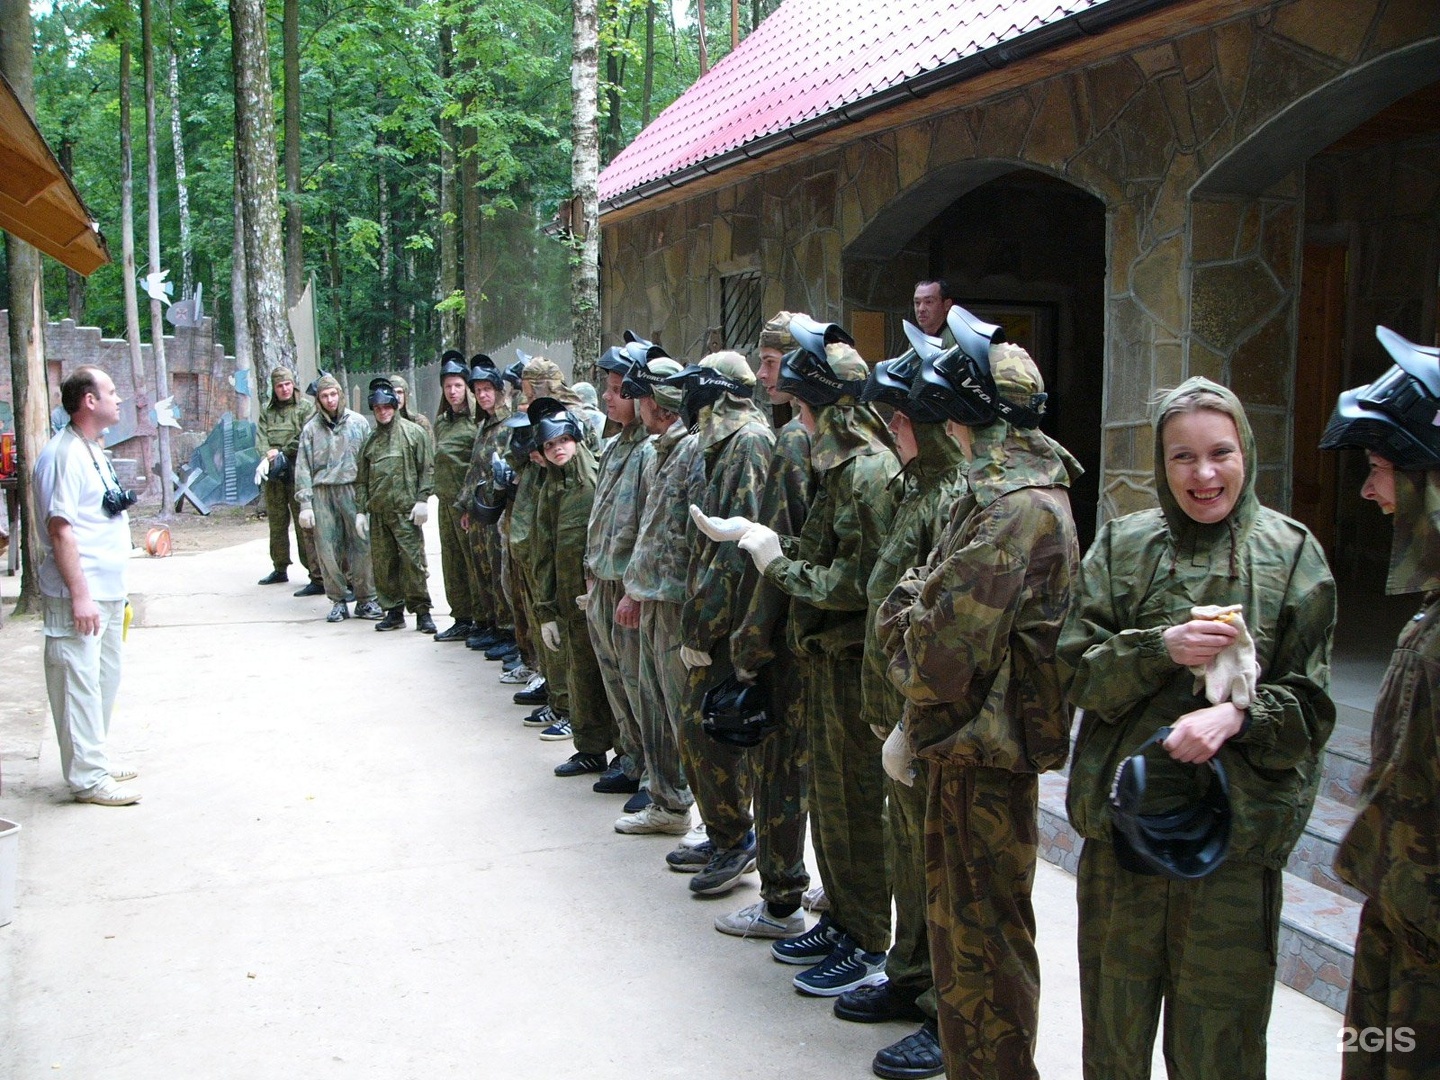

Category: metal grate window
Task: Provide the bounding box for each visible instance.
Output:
[721,271,763,353]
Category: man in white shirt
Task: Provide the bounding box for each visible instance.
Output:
[33,366,141,806]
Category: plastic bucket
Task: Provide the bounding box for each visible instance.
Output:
[0,818,19,927]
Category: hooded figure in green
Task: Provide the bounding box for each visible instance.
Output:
[256,365,322,591]
[1059,377,1335,1080]
[1319,327,1440,1080]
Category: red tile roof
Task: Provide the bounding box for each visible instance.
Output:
[599,0,1141,211]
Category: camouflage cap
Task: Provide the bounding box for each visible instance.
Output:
[390,374,410,394]
[315,373,341,395]
[990,342,1044,400]
[698,350,756,386]
[759,311,798,352]
[572,381,599,409]
[271,366,296,386]
[649,358,685,412]
[825,342,869,385]
[522,357,564,384]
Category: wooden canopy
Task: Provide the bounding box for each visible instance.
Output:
[0,72,109,276]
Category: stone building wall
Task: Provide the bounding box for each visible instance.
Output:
[602,0,1440,525]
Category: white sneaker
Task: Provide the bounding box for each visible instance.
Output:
[802,884,829,912]
[498,665,536,684]
[680,822,708,849]
[75,781,142,806]
[715,901,806,939]
[614,803,692,836]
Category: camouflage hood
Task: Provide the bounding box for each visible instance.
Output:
[966,419,1081,508]
[809,400,894,472]
[1152,377,1259,554]
[908,416,967,484]
[697,392,771,451]
[1386,468,1440,595]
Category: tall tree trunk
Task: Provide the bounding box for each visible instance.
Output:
[570,0,601,380]
[437,21,458,349]
[282,0,302,308]
[378,153,391,361]
[641,0,654,128]
[231,145,255,423]
[697,0,708,75]
[326,105,345,379]
[59,137,87,323]
[731,0,738,49]
[167,34,193,298]
[603,43,621,164]
[230,0,295,387]
[1,0,46,611]
[142,0,175,518]
[460,102,483,355]
[119,32,156,492]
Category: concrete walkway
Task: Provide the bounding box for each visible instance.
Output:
[1,526,1344,1079]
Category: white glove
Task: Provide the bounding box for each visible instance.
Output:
[680,645,712,669]
[575,591,591,612]
[355,513,369,540]
[882,722,917,786]
[541,621,562,652]
[689,504,756,542]
[254,457,270,484]
[298,507,315,530]
[738,524,783,573]
[1187,604,1259,709]
[734,666,758,685]
[409,500,429,527]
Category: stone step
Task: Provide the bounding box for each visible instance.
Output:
[1284,794,1365,903]
[1320,719,1372,808]
[1036,772,1360,1013]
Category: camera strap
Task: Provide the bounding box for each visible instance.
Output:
[73,425,122,495]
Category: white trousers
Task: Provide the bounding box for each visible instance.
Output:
[43,596,125,794]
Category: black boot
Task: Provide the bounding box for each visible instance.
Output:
[375,606,405,631]
[258,569,288,585]
[415,611,437,635]
[434,618,474,642]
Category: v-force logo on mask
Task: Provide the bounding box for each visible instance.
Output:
[693,372,752,397]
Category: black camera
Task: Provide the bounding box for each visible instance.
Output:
[101,487,139,517]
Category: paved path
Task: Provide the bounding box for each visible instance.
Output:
[0,525,1344,1079]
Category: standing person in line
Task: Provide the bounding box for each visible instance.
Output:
[431,352,482,642]
[712,311,816,939]
[1060,376,1334,1080]
[911,280,954,343]
[34,366,141,806]
[255,365,323,595]
[1319,325,1440,1080]
[390,374,432,441]
[356,377,436,633]
[295,374,380,623]
[880,309,1081,1080]
[460,355,515,653]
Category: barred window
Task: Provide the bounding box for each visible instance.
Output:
[720,271,763,353]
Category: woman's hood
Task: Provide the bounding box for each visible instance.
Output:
[1151,376,1259,544]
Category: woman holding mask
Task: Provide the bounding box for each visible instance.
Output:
[1059,377,1335,1079]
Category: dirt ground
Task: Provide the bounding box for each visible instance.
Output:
[127,498,269,555]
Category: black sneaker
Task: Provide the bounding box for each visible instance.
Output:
[793,937,886,996]
[513,680,548,705]
[554,752,607,777]
[622,789,652,814]
[592,765,641,795]
[872,1020,943,1080]
[375,607,405,631]
[483,636,517,660]
[258,569,288,585]
[354,600,384,620]
[415,612,437,635]
[689,839,759,895]
[500,651,524,671]
[771,912,844,965]
[523,705,555,729]
[833,980,928,1024]
[434,619,475,642]
[293,581,325,597]
[666,839,713,873]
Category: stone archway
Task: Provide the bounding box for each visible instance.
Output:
[843,163,1108,548]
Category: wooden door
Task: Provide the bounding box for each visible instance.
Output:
[1292,242,1346,558]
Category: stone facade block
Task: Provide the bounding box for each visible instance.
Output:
[1275,0,1379,63]
[1232,311,1294,407]
[1131,233,1186,334]
[1191,258,1283,352]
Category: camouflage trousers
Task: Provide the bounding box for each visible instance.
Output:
[584,578,645,779]
[635,600,694,814]
[749,650,810,908]
[1076,839,1280,1080]
[264,477,320,581]
[370,509,431,615]
[553,604,615,757]
[310,484,374,604]
[680,639,754,852]
[925,764,1039,1080]
[469,519,511,632]
[517,554,567,711]
[1342,899,1440,1080]
[805,655,890,953]
[504,530,536,668]
[887,758,936,1016]
[437,497,480,623]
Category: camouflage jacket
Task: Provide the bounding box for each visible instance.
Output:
[585,420,653,582]
[683,399,775,652]
[864,422,968,734]
[768,404,899,660]
[531,443,598,624]
[880,421,1080,771]
[257,394,316,460]
[294,407,370,504]
[356,416,435,514]
[730,419,814,674]
[457,404,513,514]
[1335,466,1440,945]
[509,459,545,565]
[432,399,479,500]
[1060,379,1335,867]
[624,423,703,604]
